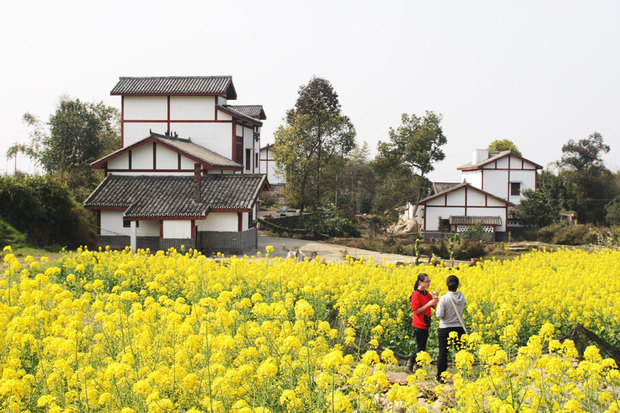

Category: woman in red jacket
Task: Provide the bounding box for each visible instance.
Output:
[404,273,437,374]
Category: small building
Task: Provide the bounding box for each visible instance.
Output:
[417,149,542,240]
[259,144,285,186]
[85,76,268,253]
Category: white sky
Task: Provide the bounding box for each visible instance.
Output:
[1,0,618,182]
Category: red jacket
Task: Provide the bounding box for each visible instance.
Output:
[410,290,433,329]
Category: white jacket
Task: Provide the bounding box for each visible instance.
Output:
[436,291,466,329]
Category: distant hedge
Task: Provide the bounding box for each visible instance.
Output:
[0,176,95,248]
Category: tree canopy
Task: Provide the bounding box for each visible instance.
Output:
[556,132,615,224]
[372,111,446,222]
[488,139,521,156]
[559,132,610,171]
[273,77,356,211]
[7,97,120,199]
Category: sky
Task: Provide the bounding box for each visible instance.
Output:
[1,0,618,182]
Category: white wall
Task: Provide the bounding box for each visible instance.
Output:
[137,220,159,236]
[173,123,232,158]
[132,143,154,169]
[482,170,509,200]
[217,110,232,121]
[101,210,127,236]
[425,207,465,231]
[197,212,238,231]
[108,153,129,169]
[180,155,197,169]
[467,189,486,206]
[124,123,167,146]
[461,170,481,189]
[495,156,509,168]
[156,144,178,169]
[170,96,215,120]
[163,220,192,238]
[446,190,464,205]
[124,97,167,120]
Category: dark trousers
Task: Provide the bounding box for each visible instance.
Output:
[409,327,429,364]
[437,326,465,381]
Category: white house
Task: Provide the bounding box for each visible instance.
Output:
[84,76,268,253]
[417,149,542,240]
[259,144,285,187]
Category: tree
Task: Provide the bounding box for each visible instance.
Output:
[488,139,521,156]
[273,77,356,211]
[8,97,120,198]
[372,111,447,225]
[557,132,616,224]
[606,196,620,226]
[336,143,377,217]
[516,188,560,229]
[559,132,610,170]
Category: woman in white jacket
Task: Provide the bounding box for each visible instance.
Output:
[435,275,466,383]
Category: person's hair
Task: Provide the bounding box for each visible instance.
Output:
[446,275,459,292]
[414,273,429,291]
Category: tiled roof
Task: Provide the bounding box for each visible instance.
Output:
[110,76,237,99]
[458,151,542,170]
[224,105,266,120]
[449,216,502,226]
[418,183,513,206]
[151,133,242,168]
[90,132,242,170]
[217,105,263,125]
[432,182,461,195]
[84,174,266,218]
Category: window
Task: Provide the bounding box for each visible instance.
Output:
[235,137,243,164]
[245,149,251,169]
[255,153,258,169]
[123,220,139,228]
[510,182,521,196]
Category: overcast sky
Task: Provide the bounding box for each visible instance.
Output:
[1,0,618,182]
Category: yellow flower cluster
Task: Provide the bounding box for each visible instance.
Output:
[0,246,618,411]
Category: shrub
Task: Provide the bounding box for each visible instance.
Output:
[536,223,565,243]
[0,175,95,248]
[552,224,598,245]
[0,218,27,249]
[455,240,486,260]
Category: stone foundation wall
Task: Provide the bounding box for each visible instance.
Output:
[96,230,256,255]
[158,238,196,252]
[197,228,257,255]
[97,235,130,250]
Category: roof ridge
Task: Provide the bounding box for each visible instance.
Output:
[119,75,232,79]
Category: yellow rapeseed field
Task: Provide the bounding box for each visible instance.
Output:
[1,245,618,412]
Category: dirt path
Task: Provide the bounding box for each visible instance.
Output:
[252,235,416,264]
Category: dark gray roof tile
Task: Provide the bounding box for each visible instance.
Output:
[224,105,266,120]
[449,216,502,226]
[84,174,266,218]
[111,76,237,99]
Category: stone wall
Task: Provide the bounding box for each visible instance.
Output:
[197,228,257,255]
[97,230,256,254]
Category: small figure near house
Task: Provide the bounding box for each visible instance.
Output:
[283,246,314,263]
[435,275,467,383]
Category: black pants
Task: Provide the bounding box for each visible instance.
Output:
[437,326,465,382]
[409,327,429,364]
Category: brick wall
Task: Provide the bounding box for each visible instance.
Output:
[159,238,196,252]
[97,235,130,250]
[97,231,256,255]
[197,228,257,255]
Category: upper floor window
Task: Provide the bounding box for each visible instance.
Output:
[245,149,251,169]
[123,220,140,228]
[510,182,521,196]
